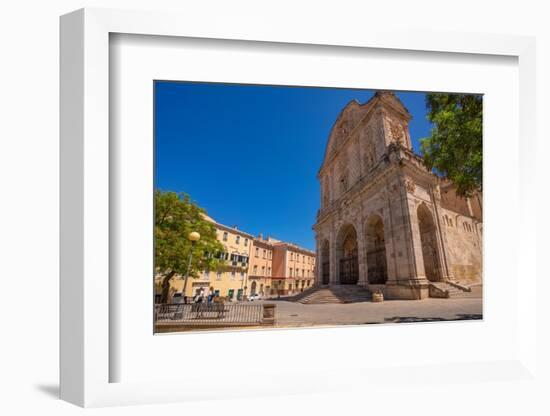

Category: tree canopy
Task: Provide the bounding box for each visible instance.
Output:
[420,93,483,197]
[155,191,224,302]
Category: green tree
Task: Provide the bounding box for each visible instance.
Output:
[420,93,483,197]
[155,191,224,303]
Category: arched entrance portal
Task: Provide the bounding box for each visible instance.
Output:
[365,214,388,284]
[336,224,359,285]
[417,204,441,282]
[250,281,257,295]
[321,239,330,285]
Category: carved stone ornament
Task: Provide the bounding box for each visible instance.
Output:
[390,123,404,144]
[404,178,416,193]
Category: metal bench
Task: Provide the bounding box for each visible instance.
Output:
[190,303,227,319]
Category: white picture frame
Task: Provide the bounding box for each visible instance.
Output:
[60,8,538,408]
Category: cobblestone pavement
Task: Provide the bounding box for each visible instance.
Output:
[255,296,482,327]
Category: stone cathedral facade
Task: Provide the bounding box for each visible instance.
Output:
[313,91,482,300]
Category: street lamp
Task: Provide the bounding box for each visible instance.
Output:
[182,231,200,303]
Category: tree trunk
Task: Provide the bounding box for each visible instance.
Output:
[159,270,177,304]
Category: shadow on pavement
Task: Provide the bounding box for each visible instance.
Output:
[384,314,483,323]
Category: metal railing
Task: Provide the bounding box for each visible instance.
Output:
[155,303,266,326]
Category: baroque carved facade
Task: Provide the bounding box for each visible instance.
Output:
[313,92,482,299]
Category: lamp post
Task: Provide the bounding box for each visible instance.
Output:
[241,273,248,302]
[182,231,200,304]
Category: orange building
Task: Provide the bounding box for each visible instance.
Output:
[246,235,316,298]
[271,241,316,296]
[247,235,274,298]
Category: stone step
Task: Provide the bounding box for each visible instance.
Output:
[430,282,472,298]
[293,285,371,304]
[448,291,479,298]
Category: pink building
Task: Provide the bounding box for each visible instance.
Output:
[271,240,316,296]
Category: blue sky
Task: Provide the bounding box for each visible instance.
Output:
[155,82,432,251]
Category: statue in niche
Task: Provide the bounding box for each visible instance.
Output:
[390,122,404,145]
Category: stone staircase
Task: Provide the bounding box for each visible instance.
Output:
[429,282,472,298]
[288,285,371,304]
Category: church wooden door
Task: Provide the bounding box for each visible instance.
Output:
[322,261,330,285]
[339,256,359,284]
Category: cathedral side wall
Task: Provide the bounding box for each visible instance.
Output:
[439,208,482,283]
[440,187,472,217]
[470,193,483,220]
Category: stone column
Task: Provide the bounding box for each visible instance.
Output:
[329,228,338,284]
[383,190,400,284]
[314,236,321,285]
[383,192,431,300]
[356,219,369,286]
[406,196,428,284]
[393,178,419,284]
[430,185,452,281]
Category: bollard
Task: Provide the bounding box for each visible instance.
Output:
[372,291,384,302]
[262,303,276,325]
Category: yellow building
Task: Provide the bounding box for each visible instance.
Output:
[156,215,253,302]
[156,215,316,302]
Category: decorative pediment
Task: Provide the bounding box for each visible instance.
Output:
[375,91,411,120]
[404,178,416,193]
[320,100,365,169]
[319,91,413,176]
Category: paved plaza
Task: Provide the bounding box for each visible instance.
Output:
[262,296,482,328]
[157,285,482,333]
